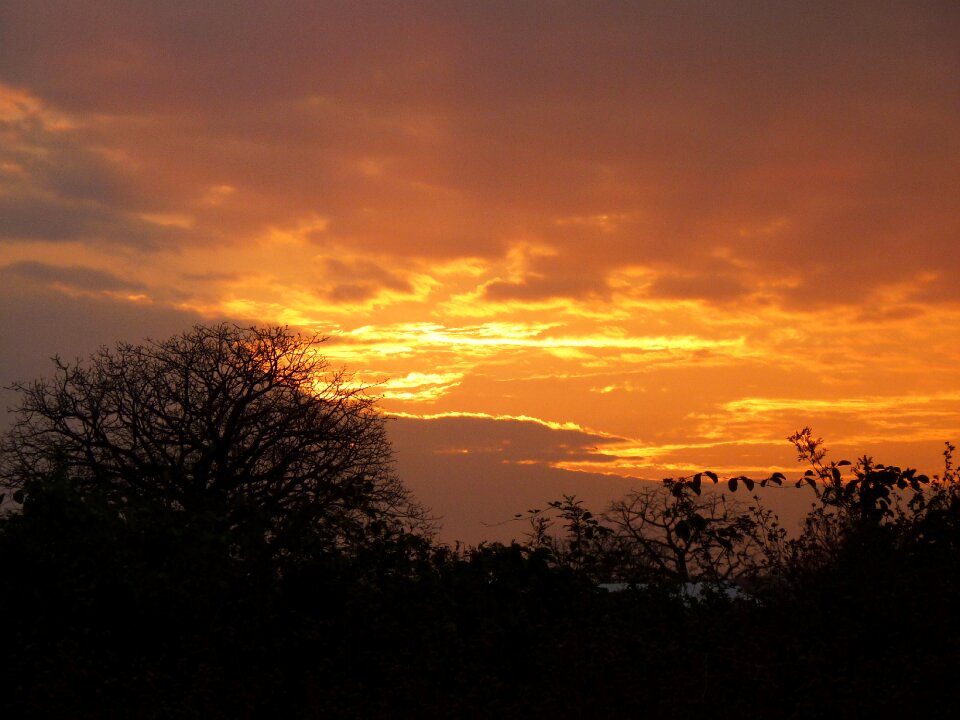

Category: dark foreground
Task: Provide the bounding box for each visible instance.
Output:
[4,479,960,719]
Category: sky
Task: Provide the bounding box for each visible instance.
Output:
[1,1,959,544]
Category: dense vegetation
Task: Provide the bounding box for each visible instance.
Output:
[2,326,959,718]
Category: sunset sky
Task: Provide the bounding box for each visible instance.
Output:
[2,1,958,542]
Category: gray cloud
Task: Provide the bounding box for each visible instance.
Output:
[387,414,641,544]
[0,90,191,249]
[648,274,750,303]
[0,194,185,248]
[0,260,145,293]
[320,257,415,302]
[388,414,627,466]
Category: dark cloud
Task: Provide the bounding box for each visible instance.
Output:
[0,260,145,293]
[483,276,603,303]
[320,257,415,302]
[482,251,612,303]
[0,194,185,247]
[180,270,241,283]
[326,283,378,303]
[387,415,640,544]
[648,274,749,303]
[0,87,191,249]
[854,305,927,324]
[0,276,208,427]
[388,414,626,466]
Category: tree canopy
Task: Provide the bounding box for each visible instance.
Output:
[0,324,426,552]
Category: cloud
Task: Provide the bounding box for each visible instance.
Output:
[0,194,186,247]
[0,83,190,248]
[0,4,955,304]
[647,274,750,303]
[471,244,610,303]
[320,256,416,303]
[386,414,643,544]
[388,412,626,465]
[0,260,145,294]
[375,373,463,403]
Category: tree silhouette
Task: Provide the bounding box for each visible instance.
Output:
[605,482,761,584]
[0,324,426,553]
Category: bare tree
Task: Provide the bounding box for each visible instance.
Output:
[605,483,760,584]
[0,324,427,549]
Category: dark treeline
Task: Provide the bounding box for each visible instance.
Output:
[2,326,960,718]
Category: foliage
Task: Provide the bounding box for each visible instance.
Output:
[0,324,427,556]
[521,479,773,586]
[606,482,761,584]
[521,495,614,576]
